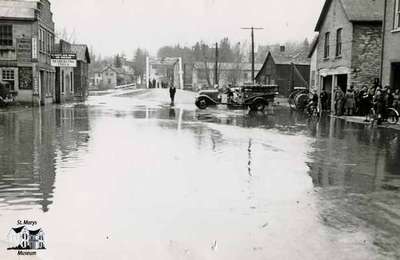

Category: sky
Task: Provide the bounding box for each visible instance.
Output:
[51,0,325,57]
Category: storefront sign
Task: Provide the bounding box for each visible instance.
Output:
[32,38,37,60]
[16,38,32,62]
[51,53,77,67]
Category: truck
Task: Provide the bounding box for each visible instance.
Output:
[195,84,279,111]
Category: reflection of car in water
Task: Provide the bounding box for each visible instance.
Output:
[195,84,278,111]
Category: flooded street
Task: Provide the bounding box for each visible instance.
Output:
[1,89,400,259]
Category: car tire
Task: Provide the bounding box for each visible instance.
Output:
[250,100,266,111]
[196,97,208,109]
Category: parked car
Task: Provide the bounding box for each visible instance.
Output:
[195,84,279,111]
[0,82,17,107]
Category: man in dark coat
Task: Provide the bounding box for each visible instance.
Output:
[169,84,176,105]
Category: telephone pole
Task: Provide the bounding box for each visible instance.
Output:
[215,42,219,86]
[241,27,264,83]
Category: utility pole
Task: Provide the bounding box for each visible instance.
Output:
[241,27,264,83]
[215,42,219,86]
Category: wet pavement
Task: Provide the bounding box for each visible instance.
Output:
[0,88,400,259]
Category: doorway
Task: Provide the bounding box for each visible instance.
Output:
[391,63,400,91]
[336,74,348,92]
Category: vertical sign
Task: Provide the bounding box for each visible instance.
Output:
[32,37,38,60]
[16,38,32,62]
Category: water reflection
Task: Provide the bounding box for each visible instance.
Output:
[0,105,90,212]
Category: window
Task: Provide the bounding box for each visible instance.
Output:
[0,24,12,46]
[324,32,330,58]
[311,71,316,86]
[2,69,14,80]
[61,71,65,93]
[395,0,400,29]
[336,28,342,57]
[70,72,73,92]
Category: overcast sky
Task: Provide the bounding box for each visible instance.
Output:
[52,0,325,57]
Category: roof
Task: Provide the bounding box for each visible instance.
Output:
[193,62,263,71]
[28,229,42,235]
[308,34,319,58]
[0,0,38,20]
[101,65,130,75]
[255,51,310,79]
[12,226,25,234]
[71,44,91,63]
[315,0,384,31]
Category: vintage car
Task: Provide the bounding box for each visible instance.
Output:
[195,84,279,111]
[0,82,17,107]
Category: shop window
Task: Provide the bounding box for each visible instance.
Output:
[0,24,12,46]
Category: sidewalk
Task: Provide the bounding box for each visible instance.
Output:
[331,115,400,131]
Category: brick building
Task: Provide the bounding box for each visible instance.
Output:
[255,51,310,97]
[314,0,384,110]
[71,44,90,101]
[0,0,55,105]
[381,0,400,90]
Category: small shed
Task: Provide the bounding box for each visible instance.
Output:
[255,52,310,97]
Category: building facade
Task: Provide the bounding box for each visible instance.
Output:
[0,0,56,105]
[314,0,384,110]
[71,44,91,101]
[308,35,319,92]
[255,52,310,97]
[382,0,400,90]
[54,40,74,104]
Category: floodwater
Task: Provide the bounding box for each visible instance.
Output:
[0,89,400,260]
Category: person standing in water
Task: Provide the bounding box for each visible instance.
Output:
[169,83,176,106]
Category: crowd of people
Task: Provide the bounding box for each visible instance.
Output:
[317,84,400,118]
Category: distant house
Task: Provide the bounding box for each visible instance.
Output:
[314,0,384,106]
[71,44,91,101]
[100,65,118,88]
[191,62,263,90]
[255,51,310,97]
[93,65,135,89]
[7,226,45,250]
[381,0,400,90]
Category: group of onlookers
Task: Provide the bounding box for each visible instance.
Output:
[318,84,400,117]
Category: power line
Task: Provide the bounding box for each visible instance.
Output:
[241,27,264,83]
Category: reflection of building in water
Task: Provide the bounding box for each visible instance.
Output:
[0,105,90,212]
[307,118,400,192]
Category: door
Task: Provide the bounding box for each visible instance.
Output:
[391,63,400,91]
[336,74,348,92]
[40,71,45,105]
[55,68,61,103]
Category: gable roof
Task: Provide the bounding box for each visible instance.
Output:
[12,226,26,234]
[315,0,384,31]
[71,44,91,63]
[255,51,310,80]
[29,229,42,235]
[308,34,319,58]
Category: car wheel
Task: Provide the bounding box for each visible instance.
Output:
[250,100,266,111]
[196,97,208,109]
